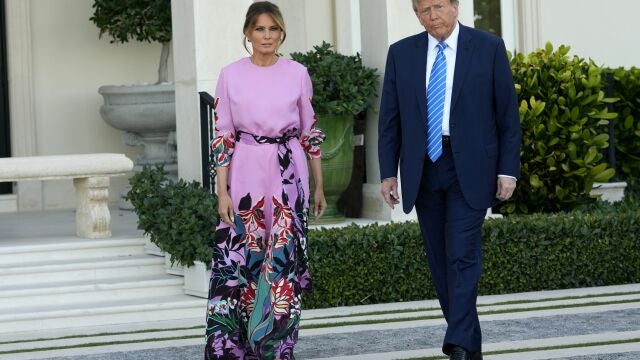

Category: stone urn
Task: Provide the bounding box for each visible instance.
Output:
[98,83,177,209]
[310,114,354,224]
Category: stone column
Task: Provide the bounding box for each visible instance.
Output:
[359,0,474,221]
[172,1,252,183]
[5,0,43,212]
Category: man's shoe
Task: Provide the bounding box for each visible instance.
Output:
[449,346,471,360]
[471,351,483,360]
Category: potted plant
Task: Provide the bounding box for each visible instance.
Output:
[126,166,218,296]
[91,0,177,209]
[291,42,378,223]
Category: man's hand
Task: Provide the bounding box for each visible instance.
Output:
[380,178,400,209]
[496,176,517,201]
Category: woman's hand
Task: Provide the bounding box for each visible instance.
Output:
[217,192,235,228]
[313,187,327,220]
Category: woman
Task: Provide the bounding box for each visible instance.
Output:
[205,2,326,359]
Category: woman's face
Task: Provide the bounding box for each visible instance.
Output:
[247,13,282,57]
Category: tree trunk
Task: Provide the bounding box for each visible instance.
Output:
[157,42,170,84]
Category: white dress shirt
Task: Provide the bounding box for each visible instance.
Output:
[425,22,459,136]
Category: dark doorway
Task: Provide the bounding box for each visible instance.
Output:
[0,0,12,195]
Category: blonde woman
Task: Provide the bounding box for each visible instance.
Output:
[205,2,326,359]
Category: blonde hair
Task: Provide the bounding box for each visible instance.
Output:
[243,1,287,54]
[412,0,459,12]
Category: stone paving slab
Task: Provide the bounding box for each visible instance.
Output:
[43,308,640,360]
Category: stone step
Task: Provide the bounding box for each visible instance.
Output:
[0,274,185,308]
[0,254,166,286]
[0,236,147,265]
[0,295,206,334]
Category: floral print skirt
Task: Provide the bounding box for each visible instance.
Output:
[205,131,312,360]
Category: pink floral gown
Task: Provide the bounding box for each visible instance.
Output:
[205,57,325,360]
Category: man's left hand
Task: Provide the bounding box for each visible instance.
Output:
[496,177,516,201]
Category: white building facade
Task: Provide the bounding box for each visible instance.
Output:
[2,0,640,217]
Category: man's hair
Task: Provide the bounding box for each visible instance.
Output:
[412,0,459,12]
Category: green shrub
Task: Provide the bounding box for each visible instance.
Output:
[304,208,640,309]
[605,67,640,179]
[502,43,616,214]
[126,166,217,267]
[290,42,379,116]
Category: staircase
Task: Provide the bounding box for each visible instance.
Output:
[0,235,206,335]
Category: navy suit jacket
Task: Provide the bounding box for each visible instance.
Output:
[378,24,521,213]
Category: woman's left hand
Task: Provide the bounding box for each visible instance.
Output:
[313,188,327,220]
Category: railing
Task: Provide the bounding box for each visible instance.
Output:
[199,91,216,193]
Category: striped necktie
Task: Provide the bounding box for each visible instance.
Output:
[426,41,447,162]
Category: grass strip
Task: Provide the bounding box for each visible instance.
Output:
[404,337,640,360]
[0,335,202,355]
[306,290,640,320]
[0,325,203,346]
[300,298,640,329]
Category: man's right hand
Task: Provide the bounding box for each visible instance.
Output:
[217,192,235,228]
[380,177,400,209]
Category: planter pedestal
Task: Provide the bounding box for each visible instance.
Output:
[183,261,211,298]
[98,83,177,209]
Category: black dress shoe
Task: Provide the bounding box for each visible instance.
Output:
[471,351,483,360]
[449,346,471,360]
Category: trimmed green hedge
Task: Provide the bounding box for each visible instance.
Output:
[305,205,640,309]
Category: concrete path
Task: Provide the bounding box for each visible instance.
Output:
[1,284,639,360]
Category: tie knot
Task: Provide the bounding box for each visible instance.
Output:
[437,42,447,53]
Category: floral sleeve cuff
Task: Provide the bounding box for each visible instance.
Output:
[300,127,325,159]
[210,130,235,167]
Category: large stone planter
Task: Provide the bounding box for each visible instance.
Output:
[311,114,354,224]
[183,261,211,298]
[98,83,177,209]
[164,253,185,276]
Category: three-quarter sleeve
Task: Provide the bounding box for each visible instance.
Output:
[210,70,236,168]
[298,68,325,159]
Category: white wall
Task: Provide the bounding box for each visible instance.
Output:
[270,0,335,56]
[27,0,172,209]
[536,0,640,67]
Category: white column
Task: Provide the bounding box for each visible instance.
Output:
[517,0,541,54]
[500,0,517,52]
[5,0,43,211]
[172,1,252,183]
[334,0,361,55]
[360,0,422,222]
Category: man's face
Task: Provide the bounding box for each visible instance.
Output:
[415,0,459,41]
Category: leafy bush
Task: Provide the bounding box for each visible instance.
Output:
[605,67,640,179]
[305,208,640,309]
[502,43,616,214]
[126,166,217,267]
[290,42,379,116]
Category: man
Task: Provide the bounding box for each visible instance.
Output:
[378,0,521,359]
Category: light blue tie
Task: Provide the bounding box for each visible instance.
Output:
[426,42,447,162]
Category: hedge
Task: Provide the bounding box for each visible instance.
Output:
[304,204,640,309]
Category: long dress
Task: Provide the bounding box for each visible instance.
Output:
[205,57,325,360]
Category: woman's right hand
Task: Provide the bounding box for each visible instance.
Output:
[217,192,235,228]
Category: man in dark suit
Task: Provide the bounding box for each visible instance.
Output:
[378,0,521,359]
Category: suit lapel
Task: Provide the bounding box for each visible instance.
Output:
[414,32,429,128]
[450,24,474,111]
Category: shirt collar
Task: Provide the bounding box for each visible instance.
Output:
[427,21,459,52]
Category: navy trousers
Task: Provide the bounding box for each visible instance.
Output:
[415,142,486,354]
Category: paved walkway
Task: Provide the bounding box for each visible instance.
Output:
[2,284,639,360]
